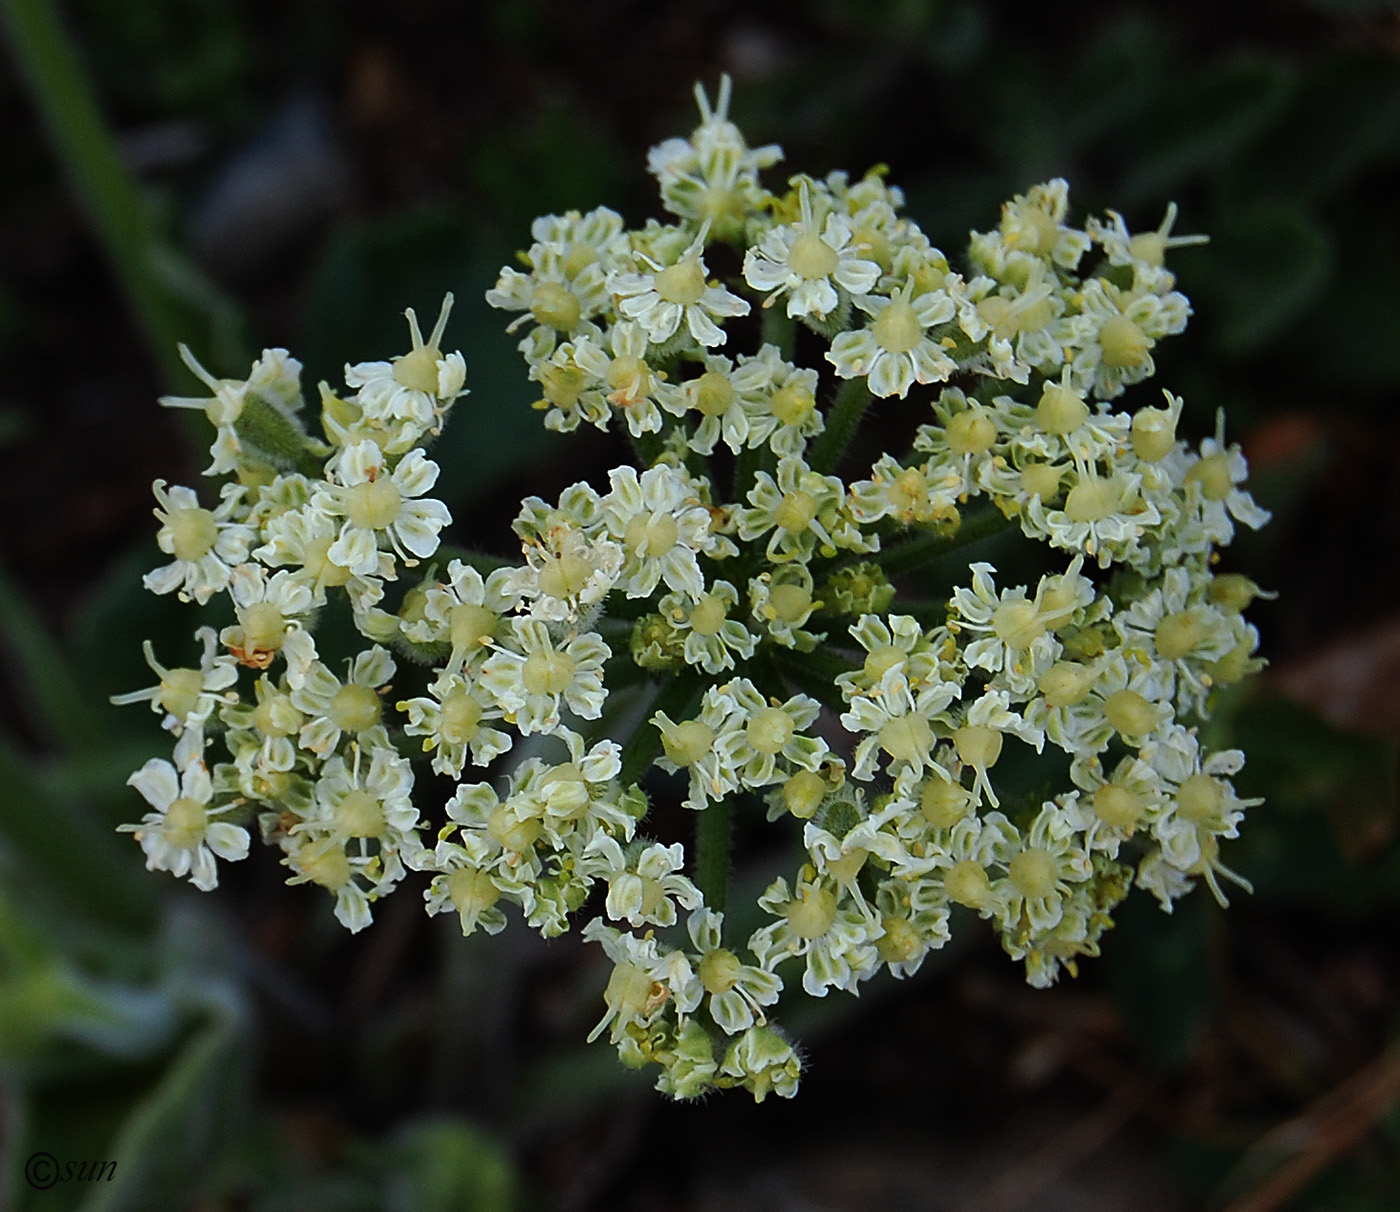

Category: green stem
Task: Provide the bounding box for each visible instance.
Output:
[808,379,872,474]
[760,303,796,359]
[732,441,775,504]
[768,643,860,712]
[873,505,1015,578]
[695,798,733,914]
[628,426,665,469]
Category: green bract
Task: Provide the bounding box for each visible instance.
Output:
[116,76,1270,1104]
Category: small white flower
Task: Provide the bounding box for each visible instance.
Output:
[479,619,609,734]
[608,228,749,349]
[110,627,239,733]
[344,295,467,450]
[160,345,304,475]
[398,671,512,777]
[121,734,249,891]
[320,440,451,576]
[827,281,957,399]
[600,464,716,598]
[743,179,880,320]
[687,908,783,1034]
[291,645,395,757]
[142,480,254,604]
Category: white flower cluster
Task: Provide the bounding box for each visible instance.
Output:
[118,78,1270,1104]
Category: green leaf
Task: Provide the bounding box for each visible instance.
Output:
[0,741,155,929]
[1118,56,1297,204]
[0,890,174,1069]
[76,1013,248,1212]
[0,559,110,756]
[382,1119,519,1212]
[1238,58,1400,206]
[1194,200,1332,356]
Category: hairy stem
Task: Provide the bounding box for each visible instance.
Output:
[695,798,733,914]
[808,379,872,474]
[873,505,1015,577]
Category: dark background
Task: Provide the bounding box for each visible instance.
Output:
[2,1,1399,1208]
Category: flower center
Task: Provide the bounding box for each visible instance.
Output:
[605,960,659,1021]
[781,770,826,819]
[440,688,483,745]
[1021,462,1063,501]
[1008,847,1057,900]
[158,668,206,721]
[1176,773,1226,825]
[1155,610,1206,661]
[655,258,706,305]
[169,507,219,563]
[239,603,288,654]
[891,467,928,514]
[301,840,352,889]
[789,230,839,280]
[1093,784,1144,830]
[522,649,577,696]
[449,603,497,653]
[946,409,997,456]
[1187,453,1234,501]
[770,381,815,426]
[487,805,542,852]
[775,490,818,533]
[863,643,905,684]
[448,867,500,916]
[336,789,386,838]
[530,281,582,331]
[877,915,921,965]
[662,719,715,768]
[954,723,1003,770]
[878,713,933,765]
[693,371,734,417]
[921,778,972,829]
[541,363,587,408]
[538,551,593,599]
[252,688,298,737]
[1037,661,1095,708]
[945,860,991,909]
[689,593,727,636]
[329,684,382,734]
[304,535,353,587]
[747,706,795,755]
[699,947,744,994]
[1104,689,1157,737]
[1131,406,1176,461]
[1037,382,1089,434]
[785,884,838,939]
[769,582,813,624]
[1098,315,1151,368]
[993,600,1045,650]
[393,344,442,394]
[163,797,207,849]
[346,477,402,530]
[623,512,679,559]
[872,298,922,354]
[606,354,650,401]
[1063,476,1118,522]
